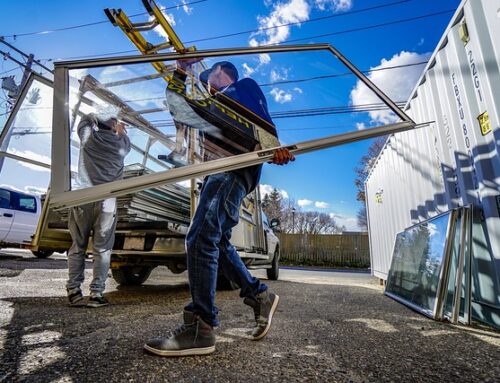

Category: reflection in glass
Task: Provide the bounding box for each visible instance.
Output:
[386,212,452,316]
[0,79,53,194]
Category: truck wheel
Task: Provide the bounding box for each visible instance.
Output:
[112,266,153,286]
[217,273,239,291]
[31,250,54,259]
[266,248,280,281]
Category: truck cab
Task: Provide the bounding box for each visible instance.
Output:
[0,186,40,245]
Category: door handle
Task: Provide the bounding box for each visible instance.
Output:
[3,213,13,218]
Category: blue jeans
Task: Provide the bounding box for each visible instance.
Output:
[185,172,267,327]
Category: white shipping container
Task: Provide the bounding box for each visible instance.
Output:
[366,0,500,328]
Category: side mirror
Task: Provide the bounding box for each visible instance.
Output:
[269,218,280,228]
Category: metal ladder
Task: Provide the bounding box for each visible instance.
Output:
[104,0,196,80]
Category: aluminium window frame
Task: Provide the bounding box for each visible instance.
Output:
[50,43,416,210]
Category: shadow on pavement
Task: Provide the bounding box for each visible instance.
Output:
[1,281,499,382]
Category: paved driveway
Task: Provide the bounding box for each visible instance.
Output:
[1,250,499,382]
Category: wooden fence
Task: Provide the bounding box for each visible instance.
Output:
[278,233,370,268]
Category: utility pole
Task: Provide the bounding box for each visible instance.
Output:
[0,39,51,172]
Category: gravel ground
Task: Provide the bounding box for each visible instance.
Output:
[0,250,499,383]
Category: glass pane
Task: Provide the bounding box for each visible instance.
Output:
[0,189,11,208]
[0,79,53,167]
[65,50,403,191]
[443,210,463,317]
[386,212,452,316]
[18,195,37,213]
[0,156,50,195]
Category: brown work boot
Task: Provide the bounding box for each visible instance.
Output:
[144,311,215,357]
[244,290,280,340]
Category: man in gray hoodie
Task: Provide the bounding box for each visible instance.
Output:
[66,113,131,308]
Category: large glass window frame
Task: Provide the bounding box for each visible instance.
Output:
[385,206,472,323]
[49,44,415,211]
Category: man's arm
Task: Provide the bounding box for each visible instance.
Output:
[77,114,98,148]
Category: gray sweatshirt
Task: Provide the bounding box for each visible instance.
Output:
[76,114,131,187]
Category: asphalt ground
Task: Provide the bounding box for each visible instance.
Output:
[0,250,499,383]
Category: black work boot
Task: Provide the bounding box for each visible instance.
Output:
[144,311,215,357]
[243,290,280,340]
[67,287,84,307]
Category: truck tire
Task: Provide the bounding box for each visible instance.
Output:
[112,266,153,286]
[266,248,280,281]
[217,273,239,291]
[31,250,54,259]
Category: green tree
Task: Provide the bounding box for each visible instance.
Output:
[354,137,386,229]
[262,188,282,221]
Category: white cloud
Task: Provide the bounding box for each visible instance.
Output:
[24,185,47,195]
[298,199,313,207]
[270,87,293,104]
[9,149,51,171]
[314,0,353,12]
[150,6,176,39]
[417,37,425,47]
[330,213,361,231]
[293,87,303,94]
[69,68,88,80]
[176,180,191,188]
[17,162,50,172]
[427,222,438,237]
[97,65,165,109]
[259,54,271,65]
[251,0,310,46]
[242,63,255,77]
[270,69,289,82]
[180,0,193,14]
[356,122,366,130]
[241,50,269,75]
[100,65,127,77]
[259,184,289,199]
[350,51,431,124]
[315,201,330,209]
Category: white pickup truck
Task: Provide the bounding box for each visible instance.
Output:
[0,186,52,258]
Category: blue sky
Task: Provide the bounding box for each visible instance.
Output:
[0,0,461,230]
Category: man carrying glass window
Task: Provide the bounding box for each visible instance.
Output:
[145,59,294,357]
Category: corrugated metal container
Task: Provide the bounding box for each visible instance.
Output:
[366,0,500,328]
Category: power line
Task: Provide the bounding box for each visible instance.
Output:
[281,9,454,44]
[116,60,428,105]
[259,61,428,88]
[0,38,54,73]
[0,67,21,76]
[53,7,453,61]
[0,50,45,76]
[145,101,406,128]
[184,0,411,44]
[271,102,406,120]
[0,0,209,39]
